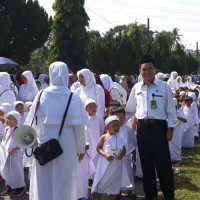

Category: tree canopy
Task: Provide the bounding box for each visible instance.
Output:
[0,0,52,65]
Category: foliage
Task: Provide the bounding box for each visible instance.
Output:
[0,0,52,65]
[47,0,89,72]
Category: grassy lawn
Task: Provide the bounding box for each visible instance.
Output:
[157,139,200,200]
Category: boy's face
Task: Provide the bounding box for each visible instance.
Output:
[86,103,97,116]
[0,110,4,117]
[106,120,120,135]
[185,100,192,107]
[115,113,126,127]
[5,114,18,127]
[16,104,24,115]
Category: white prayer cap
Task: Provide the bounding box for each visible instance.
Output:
[85,99,97,108]
[179,91,185,96]
[0,106,6,113]
[173,98,178,106]
[14,101,24,108]
[105,115,119,126]
[7,111,21,122]
[188,92,196,100]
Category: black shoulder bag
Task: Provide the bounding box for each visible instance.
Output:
[32,91,73,166]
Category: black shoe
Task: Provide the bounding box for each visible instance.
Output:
[134,176,143,182]
[1,186,14,196]
[10,189,24,197]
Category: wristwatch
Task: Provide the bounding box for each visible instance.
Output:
[168,127,175,131]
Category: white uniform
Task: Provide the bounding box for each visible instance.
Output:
[1,127,25,189]
[86,115,105,168]
[92,134,125,195]
[182,105,198,148]
[25,62,89,200]
[169,109,186,161]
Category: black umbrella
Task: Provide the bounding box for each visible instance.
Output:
[0,57,20,69]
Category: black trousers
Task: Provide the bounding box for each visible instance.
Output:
[137,119,174,200]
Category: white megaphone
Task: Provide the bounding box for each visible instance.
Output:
[14,125,37,149]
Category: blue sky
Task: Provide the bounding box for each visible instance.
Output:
[38,0,200,51]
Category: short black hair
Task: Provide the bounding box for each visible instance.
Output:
[110,107,126,116]
[109,100,121,107]
[139,55,155,67]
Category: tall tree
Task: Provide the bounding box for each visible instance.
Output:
[48,0,89,71]
[0,0,51,65]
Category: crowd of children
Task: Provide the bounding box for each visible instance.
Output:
[0,69,199,200]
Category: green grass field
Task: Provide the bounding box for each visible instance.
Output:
[157,139,200,200]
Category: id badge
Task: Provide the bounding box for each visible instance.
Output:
[111,148,119,157]
[151,100,157,110]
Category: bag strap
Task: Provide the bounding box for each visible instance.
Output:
[31,90,44,126]
[58,92,73,138]
[0,89,10,97]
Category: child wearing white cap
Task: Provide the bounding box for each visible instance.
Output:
[77,99,104,200]
[91,116,126,199]
[1,111,25,197]
[14,101,27,127]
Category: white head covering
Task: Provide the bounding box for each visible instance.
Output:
[14,101,24,108]
[0,72,12,92]
[7,111,21,122]
[85,99,97,108]
[1,103,12,114]
[170,71,178,80]
[38,74,48,89]
[100,74,116,92]
[105,115,119,126]
[188,92,196,101]
[78,69,95,87]
[49,62,69,87]
[155,72,165,81]
[18,71,39,102]
[0,106,6,113]
[179,91,185,96]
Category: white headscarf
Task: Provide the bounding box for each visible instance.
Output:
[105,115,119,126]
[25,61,89,126]
[78,69,95,87]
[0,72,16,107]
[0,72,12,92]
[18,71,38,102]
[167,71,178,90]
[38,74,48,89]
[100,74,116,92]
[155,72,165,81]
[14,101,24,108]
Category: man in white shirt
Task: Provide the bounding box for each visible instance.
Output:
[126,55,176,200]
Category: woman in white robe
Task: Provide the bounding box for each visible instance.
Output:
[100,74,124,105]
[25,61,89,200]
[167,71,178,91]
[38,74,48,89]
[18,71,38,102]
[76,69,105,118]
[0,72,16,109]
[185,76,193,89]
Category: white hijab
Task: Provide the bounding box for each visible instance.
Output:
[18,71,39,102]
[155,72,165,81]
[25,61,89,126]
[78,69,96,87]
[38,74,48,89]
[0,72,16,107]
[100,74,116,92]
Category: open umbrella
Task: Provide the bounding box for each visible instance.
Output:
[0,57,20,69]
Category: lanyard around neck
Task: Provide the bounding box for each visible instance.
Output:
[108,134,118,149]
[5,126,17,146]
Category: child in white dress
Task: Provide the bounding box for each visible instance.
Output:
[92,116,126,199]
[1,111,25,197]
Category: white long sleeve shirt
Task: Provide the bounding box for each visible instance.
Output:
[126,78,176,128]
